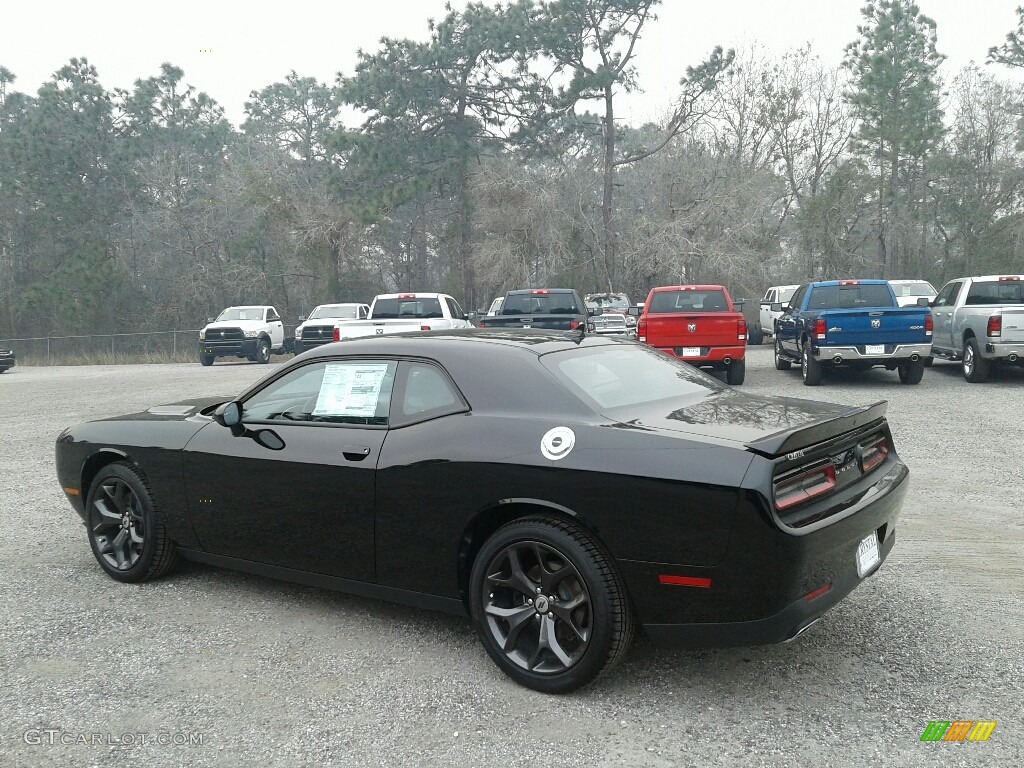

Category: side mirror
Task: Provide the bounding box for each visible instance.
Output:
[916,297,930,307]
[214,401,242,428]
[206,317,216,324]
[770,302,783,312]
[466,312,477,323]
[734,298,746,308]
[587,307,603,317]
[627,306,641,317]
[297,315,306,323]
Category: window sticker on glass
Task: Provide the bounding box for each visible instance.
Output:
[312,363,389,417]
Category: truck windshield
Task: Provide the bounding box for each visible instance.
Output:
[309,305,359,320]
[585,295,630,310]
[541,344,722,411]
[890,281,935,297]
[779,287,797,303]
[648,290,729,313]
[502,293,581,315]
[808,284,895,309]
[965,281,1024,305]
[371,298,444,319]
[216,307,265,321]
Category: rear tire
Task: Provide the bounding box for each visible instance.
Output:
[469,517,634,693]
[199,353,214,367]
[962,337,990,383]
[802,340,823,386]
[774,337,792,370]
[898,358,925,384]
[726,358,746,385]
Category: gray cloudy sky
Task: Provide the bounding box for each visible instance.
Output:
[4,0,1022,128]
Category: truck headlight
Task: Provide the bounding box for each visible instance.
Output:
[295,326,303,339]
[244,330,258,338]
[626,315,636,327]
[199,328,206,339]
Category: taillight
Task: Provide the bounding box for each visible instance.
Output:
[569,320,579,330]
[814,318,826,340]
[839,280,860,286]
[738,317,746,341]
[925,314,933,337]
[998,276,1021,281]
[637,319,647,343]
[530,289,550,294]
[987,315,1002,337]
[860,434,890,473]
[774,462,836,511]
[332,327,340,342]
[420,325,430,331]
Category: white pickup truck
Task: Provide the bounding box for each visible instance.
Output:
[332,293,474,341]
[199,305,287,365]
[929,274,1024,382]
[755,284,800,344]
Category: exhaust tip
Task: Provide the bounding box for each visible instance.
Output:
[832,355,842,365]
[1010,353,1018,362]
[723,357,731,365]
[910,354,920,362]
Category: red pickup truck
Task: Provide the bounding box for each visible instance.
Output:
[631,284,748,384]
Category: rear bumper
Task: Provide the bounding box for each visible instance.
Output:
[198,339,258,357]
[984,341,1024,360]
[657,345,746,365]
[814,342,931,363]
[629,458,907,646]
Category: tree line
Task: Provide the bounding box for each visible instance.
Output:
[2,0,1024,339]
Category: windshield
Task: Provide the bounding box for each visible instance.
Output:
[648,290,729,313]
[216,307,265,322]
[309,305,359,320]
[890,281,936,297]
[808,284,896,309]
[501,293,581,315]
[541,343,723,412]
[779,287,797,303]
[585,295,629,310]
[371,297,443,319]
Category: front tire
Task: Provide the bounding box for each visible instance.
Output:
[85,462,179,583]
[802,340,823,386]
[199,353,214,366]
[726,358,746,385]
[255,337,271,364]
[962,337,990,383]
[749,323,763,345]
[898,358,925,384]
[774,337,792,370]
[469,517,634,693]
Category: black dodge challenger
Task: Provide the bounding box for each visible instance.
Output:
[56,330,907,692]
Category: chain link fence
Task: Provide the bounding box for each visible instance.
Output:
[0,330,204,366]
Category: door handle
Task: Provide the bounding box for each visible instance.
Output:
[343,446,372,461]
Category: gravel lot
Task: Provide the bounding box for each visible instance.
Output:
[1,349,1021,767]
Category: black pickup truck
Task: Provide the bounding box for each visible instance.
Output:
[476,288,598,331]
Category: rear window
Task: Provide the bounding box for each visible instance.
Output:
[648,290,729,313]
[808,284,895,309]
[540,344,723,411]
[371,298,443,319]
[502,293,581,315]
[965,281,1024,305]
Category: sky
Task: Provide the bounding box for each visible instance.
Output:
[3,0,1022,129]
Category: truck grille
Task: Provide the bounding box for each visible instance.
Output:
[205,327,243,341]
[593,314,626,330]
[301,325,335,341]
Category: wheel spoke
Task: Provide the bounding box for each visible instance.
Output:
[485,603,536,652]
[544,616,573,668]
[112,529,129,568]
[129,526,145,545]
[488,547,537,598]
[550,596,590,643]
[92,498,121,528]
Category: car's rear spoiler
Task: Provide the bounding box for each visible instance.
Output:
[744,400,888,458]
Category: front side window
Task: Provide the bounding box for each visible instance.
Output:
[933,282,958,307]
[242,360,397,426]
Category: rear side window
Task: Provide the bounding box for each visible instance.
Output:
[808,284,895,309]
[502,293,580,315]
[648,290,729,313]
[965,281,1024,305]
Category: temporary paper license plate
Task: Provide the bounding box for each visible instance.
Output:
[681,347,700,357]
[865,344,885,355]
[856,532,880,577]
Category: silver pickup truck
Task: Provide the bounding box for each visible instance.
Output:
[929,274,1024,382]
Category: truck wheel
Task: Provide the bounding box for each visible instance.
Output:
[898,358,925,384]
[726,358,746,385]
[774,338,792,370]
[748,323,763,346]
[962,337,990,383]
[199,353,214,367]
[255,337,271,364]
[801,340,823,386]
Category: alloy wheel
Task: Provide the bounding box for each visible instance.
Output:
[963,344,974,376]
[90,478,146,570]
[481,541,592,674]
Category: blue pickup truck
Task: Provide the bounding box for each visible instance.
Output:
[773,280,933,385]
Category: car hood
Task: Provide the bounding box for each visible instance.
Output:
[99,396,231,422]
[611,388,879,455]
[205,319,264,330]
